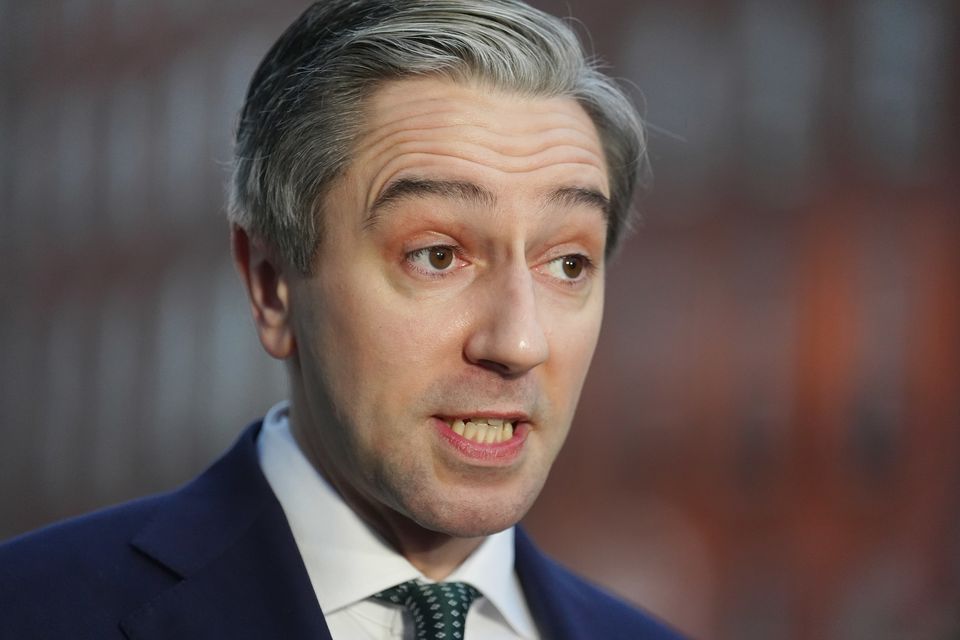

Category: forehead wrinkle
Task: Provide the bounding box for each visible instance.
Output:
[348,79,612,232]
[358,95,603,155]
[365,86,594,131]
[355,99,600,155]
[362,125,604,166]
[362,142,606,181]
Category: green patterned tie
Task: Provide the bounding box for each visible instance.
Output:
[372,580,481,640]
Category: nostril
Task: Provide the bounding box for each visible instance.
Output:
[476,359,509,374]
[473,358,527,379]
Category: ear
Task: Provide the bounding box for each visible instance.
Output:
[231,224,296,359]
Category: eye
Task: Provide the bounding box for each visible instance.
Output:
[544,254,591,281]
[406,245,458,273]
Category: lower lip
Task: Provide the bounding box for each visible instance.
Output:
[432,418,529,465]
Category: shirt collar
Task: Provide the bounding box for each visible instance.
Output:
[256,401,537,638]
[448,528,538,638]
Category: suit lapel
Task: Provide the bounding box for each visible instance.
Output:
[119,424,331,640]
[514,526,585,640]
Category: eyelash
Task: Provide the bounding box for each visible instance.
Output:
[403,245,596,285]
[545,254,596,286]
[405,244,464,278]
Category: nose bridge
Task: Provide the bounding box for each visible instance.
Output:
[464,258,549,375]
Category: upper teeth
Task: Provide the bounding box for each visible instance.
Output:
[450,418,515,444]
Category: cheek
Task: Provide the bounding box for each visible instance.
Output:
[546,295,604,399]
[319,278,467,410]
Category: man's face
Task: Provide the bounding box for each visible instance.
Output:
[286,77,609,538]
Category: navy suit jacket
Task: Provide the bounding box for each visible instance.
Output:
[0,423,684,639]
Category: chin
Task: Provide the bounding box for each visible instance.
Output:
[421,513,516,539]
[404,488,540,539]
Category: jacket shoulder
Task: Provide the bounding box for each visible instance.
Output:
[1,492,167,572]
[0,423,269,639]
[515,528,686,639]
[551,558,683,637]
[0,494,178,637]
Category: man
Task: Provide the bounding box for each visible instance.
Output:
[0,1,683,638]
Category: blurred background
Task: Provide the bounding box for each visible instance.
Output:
[1,0,958,638]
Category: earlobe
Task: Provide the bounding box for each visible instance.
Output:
[230,225,296,359]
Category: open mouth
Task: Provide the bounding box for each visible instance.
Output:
[437,417,518,444]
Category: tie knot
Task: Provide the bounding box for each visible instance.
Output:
[373,580,481,639]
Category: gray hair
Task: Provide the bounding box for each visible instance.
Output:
[229,0,646,274]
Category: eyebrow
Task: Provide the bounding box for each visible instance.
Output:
[544,186,611,219]
[364,177,610,228]
[366,178,496,228]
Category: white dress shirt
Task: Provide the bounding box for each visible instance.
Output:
[257,401,540,639]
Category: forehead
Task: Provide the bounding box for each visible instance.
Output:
[343,76,610,210]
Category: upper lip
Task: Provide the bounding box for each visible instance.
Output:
[437,412,531,423]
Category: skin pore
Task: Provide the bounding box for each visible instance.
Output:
[233,76,610,579]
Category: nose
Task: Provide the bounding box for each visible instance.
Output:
[463,263,549,377]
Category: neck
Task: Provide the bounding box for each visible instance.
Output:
[312,441,486,580]
[375,516,485,581]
